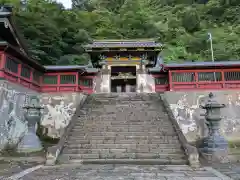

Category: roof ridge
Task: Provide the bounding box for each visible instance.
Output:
[93,39,156,43]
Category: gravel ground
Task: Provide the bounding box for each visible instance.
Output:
[0,157,44,179]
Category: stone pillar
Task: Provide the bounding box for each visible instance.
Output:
[136,66,155,93]
[100,65,110,93]
[136,65,143,93]
[117,86,121,93]
[126,84,131,93]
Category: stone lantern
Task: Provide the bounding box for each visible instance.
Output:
[17,99,44,153]
[199,92,229,162]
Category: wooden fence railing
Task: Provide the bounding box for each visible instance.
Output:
[169,69,240,91]
[0,53,42,91]
[2,51,240,93]
[41,73,94,93]
[0,53,95,93]
[152,74,169,92]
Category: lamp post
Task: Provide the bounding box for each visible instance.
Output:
[199,92,229,162]
[17,102,44,153]
[208,33,214,63]
[208,33,216,81]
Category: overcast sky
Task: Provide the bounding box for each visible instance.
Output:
[56,0,72,9]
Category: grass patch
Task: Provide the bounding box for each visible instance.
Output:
[228,140,240,149]
[228,140,240,155]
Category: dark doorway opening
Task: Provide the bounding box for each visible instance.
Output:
[110,66,136,93]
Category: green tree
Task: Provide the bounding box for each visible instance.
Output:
[2,0,239,63]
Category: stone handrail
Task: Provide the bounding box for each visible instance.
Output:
[45,94,89,165]
[160,94,200,169]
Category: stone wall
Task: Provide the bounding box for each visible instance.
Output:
[164,90,240,143]
[0,79,86,150]
[40,92,86,138]
[0,80,39,150]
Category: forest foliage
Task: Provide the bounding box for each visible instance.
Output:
[0,0,240,65]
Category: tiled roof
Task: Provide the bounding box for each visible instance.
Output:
[44,65,87,70]
[85,40,162,48]
[44,66,99,73]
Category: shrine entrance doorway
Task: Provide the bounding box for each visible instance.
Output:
[110,66,137,93]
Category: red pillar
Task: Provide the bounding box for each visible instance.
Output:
[168,70,173,91]
[0,53,5,78]
[57,74,60,92]
[75,72,79,92]
[221,70,225,89]
[18,63,22,83]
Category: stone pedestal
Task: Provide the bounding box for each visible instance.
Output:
[17,105,43,153]
[17,127,43,153]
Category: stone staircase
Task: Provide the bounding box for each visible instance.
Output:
[58,93,188,165]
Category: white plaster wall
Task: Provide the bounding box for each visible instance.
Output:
[40,92,86,138]
[0,80,39,150]
[164,90,240,143]
[0,79,87,150]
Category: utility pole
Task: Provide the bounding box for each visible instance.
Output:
[20,0,27,11]
[208,33,214,63]
[208,32,216,81]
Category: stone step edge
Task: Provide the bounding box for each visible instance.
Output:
[58,158,188,165]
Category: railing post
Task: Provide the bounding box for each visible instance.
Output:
[195,72,198,89]
[75,72,78,92]
[0,53,5,69]
[57,74,60,92]
[29,68,33,89]
[221,70,225,89]
[40,75,43,92]
[0,53,5,78]
[18,63,22,83]
[168,70,172,91]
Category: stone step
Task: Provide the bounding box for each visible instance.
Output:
[77,114,169,118]
[66,140,181,146]
[73,121,172,125]
[57,94,187,165]
[70,129,176,134]
[76,121,171,125]
[64,143,183,149]
[68,133,176,139]
[62,147,184,154]
[74,118,171,123]
[71,126,175,132]
[57,158,187,165]
[60,152,186,160]
[68,132,177,137]
[68,135,179,140]
[72,122,174,126]
[67,136,180,142]
[74,122,173,126]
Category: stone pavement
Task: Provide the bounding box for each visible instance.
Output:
[6,164,233,180]
[212,163,240,180]
[0,159,41,180]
